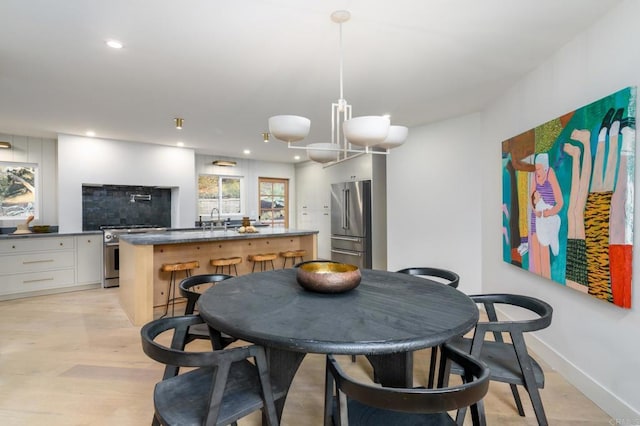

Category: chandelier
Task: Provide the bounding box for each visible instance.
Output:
[268,10,408,164]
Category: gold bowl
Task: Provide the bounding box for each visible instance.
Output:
[296,262,361,293]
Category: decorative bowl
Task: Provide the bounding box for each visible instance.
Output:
[296,262,361,293]
[32,225,51,233]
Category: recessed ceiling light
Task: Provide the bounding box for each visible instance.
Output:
[294,155,301,160]
[243,149,251,155]
[176,141,184,147]
[86,130,96,137]
[106,39,123,49]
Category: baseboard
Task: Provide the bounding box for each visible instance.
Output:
[0,283,101,301]
[496,307,640,420]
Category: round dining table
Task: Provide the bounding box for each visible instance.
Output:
[198,267,478,420]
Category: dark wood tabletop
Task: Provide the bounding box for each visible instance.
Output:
[198,268,478,422]
[198,268,478,355]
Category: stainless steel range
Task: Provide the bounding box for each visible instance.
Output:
[101,225,167,288]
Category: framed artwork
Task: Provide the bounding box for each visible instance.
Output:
[501,87,636,308]
[0,161,38,220]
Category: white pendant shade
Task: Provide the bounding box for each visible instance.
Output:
[306,142,340,163]
[377,125,408,149]
[343,116,390,147]
[268,115,311,142]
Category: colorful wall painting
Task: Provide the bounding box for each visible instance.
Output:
[501,87,635,308]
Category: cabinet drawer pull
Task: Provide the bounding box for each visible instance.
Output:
[23,277,55,283]
[22,259,54,264]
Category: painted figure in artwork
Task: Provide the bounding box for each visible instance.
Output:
[531,189,560,256]
[563,129,591,293]
[582,108,631,304]
[529,153,563,279]
[501,131,536,266]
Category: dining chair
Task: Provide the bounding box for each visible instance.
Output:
[141,314,285,426]
[396,266,461,388]
[442,293,553,426]
[396,266,460,288]
[324,343,490,426]
[179,273,236,345]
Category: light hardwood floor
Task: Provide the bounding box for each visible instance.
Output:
[0,288,612,425]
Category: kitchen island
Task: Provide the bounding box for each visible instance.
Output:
[118,228,318,325]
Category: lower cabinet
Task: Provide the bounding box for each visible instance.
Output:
[76,235,103,284]
[0,233,103,300]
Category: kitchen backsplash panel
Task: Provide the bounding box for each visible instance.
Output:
[82,185,171,230]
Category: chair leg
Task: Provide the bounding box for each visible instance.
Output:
[509,384,525,416]
[527,385,548,426]
[427,345,439,388]
[511,333,548,425]
[160,271,176,319]
[324,356,335,426]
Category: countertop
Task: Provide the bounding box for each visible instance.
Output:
[0,230,102,239]
[119,228,319,245]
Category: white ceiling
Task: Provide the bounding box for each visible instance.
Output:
[0,0,621,163]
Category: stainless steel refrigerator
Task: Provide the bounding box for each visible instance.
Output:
[330,180,372,269]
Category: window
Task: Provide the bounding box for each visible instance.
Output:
[259,178,288,228]
[0,162,38,220]
[198,175,242,218]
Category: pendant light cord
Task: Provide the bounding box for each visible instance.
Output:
[339,21,344,103]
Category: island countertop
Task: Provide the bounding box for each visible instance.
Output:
[118,227,319,325]
[119,228,318,245]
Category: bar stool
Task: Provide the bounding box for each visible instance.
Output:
[210,256,242,275]
[280,249,307,268]
[247,253,277,272]
[160,260,199,318]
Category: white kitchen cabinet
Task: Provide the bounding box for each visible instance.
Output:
[0,233,102,300]
[0,236,75,298]
[75,235,103,285]
[295,163,332,258]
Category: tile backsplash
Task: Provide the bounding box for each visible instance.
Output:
[82,185,172,230]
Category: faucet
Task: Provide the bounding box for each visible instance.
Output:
[210,207,221,228]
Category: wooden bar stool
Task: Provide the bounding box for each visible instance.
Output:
[160,260,199,318]
[280,249,307,268]
[210,256,242,275]
[247,253,277,272]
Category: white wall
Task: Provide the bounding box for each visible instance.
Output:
[481,0,640,417]
[0,133,57,227]
[58,134,196,232]
[387,113,483,295]
[390,2,640,416]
